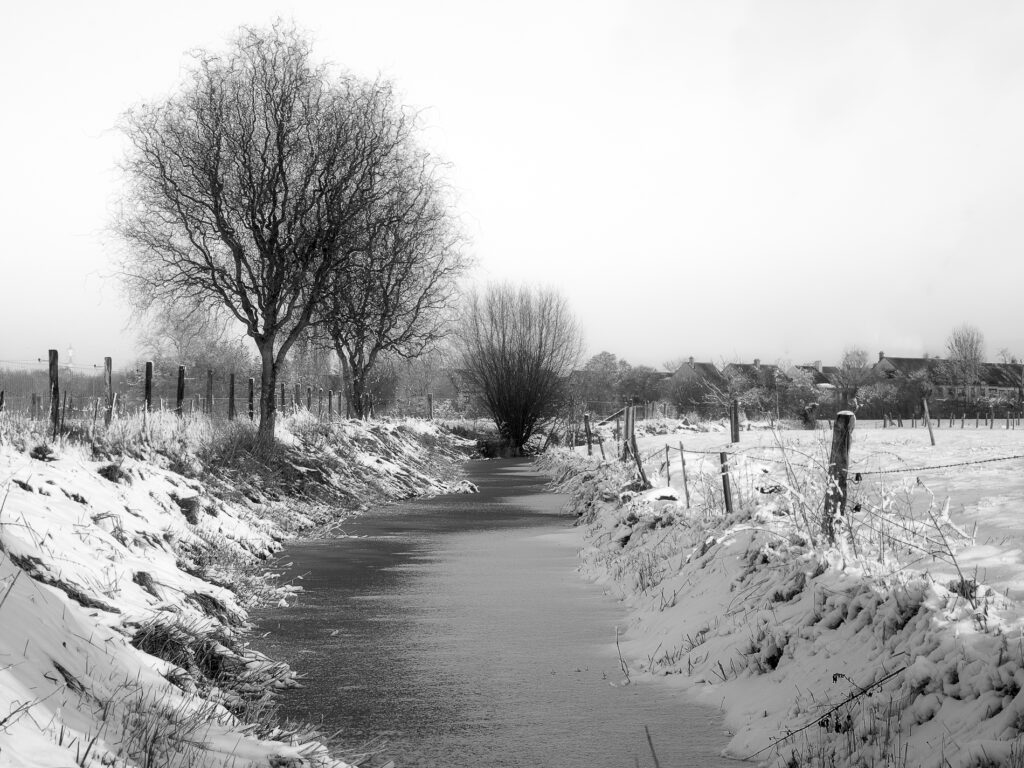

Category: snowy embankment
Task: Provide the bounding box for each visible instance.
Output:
[0,413,472,768]
[543,418,1024,768]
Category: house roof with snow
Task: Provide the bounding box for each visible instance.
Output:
[874,355,1023,391]
[873,356,942,379]
[722,360,790,387]
[792,364,841,387]
[978,362,1023,389]
[670,359,729,389]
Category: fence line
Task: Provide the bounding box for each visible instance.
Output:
[0,350,466,428]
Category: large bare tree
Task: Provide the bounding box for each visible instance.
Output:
[321,153,467,418]
[117,24,413,443]
[459,284,583,454]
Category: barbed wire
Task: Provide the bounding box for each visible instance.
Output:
[848,453,1024,477]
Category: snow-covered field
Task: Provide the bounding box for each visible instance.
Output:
[544,417,1024,768]
[0,413,471,768]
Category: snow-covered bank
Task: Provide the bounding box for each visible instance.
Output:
[0,413,472,768]
[543,420,1024,768]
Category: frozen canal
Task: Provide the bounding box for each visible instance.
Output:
[253,459,733,767]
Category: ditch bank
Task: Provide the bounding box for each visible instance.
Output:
[0,414,473,768]
[540,448,1024,768]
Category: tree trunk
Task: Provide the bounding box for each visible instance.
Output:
[350,368,367,420]
[257,343,278,445]
[336,347,357,419]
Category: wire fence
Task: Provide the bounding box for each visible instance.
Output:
[0,355,476,425]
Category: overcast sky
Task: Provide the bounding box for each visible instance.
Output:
[2,0,1023,371]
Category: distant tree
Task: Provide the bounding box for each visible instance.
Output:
[943,323,985,393]
[998,347,1018,365]
[580,351,622,408]
[616,365,664,404]
[136,303,254,371]
[394,346,452,400]
[135,304,257,396]
[858,381,901,414]
[117,24,418,444]
[458,284,583,454]
[776,367,821,420]
[834,346,873,408]
[664,375,713,417]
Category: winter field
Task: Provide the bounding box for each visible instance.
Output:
[0,412,472,768]
[543,416,1024,768]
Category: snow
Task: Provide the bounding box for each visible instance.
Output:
[545,418,1024,767]
[0,415,471,767]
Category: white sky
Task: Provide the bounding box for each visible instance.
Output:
[2,0,1023,370]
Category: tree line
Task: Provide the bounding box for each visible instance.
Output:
[575,323,1020,423]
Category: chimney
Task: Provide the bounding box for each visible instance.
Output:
[878,351,885,362]
[688,356,694,365]
[753,358,760,368]
[814,360,822,372]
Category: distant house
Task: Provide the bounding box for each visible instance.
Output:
[873,351,1022,403]
[721,359,790,389]
[790,360,840,392]
[670,357,729,391]
[872,353,938,382]
[977,362,1024,400]
[448,368,480,411]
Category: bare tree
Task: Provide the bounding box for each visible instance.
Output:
[117,23,414,444]
[943,323,985,394]
[320,152,467,418]
[458,284,583,454]
[834,346,873,408]
[136,303,256,379]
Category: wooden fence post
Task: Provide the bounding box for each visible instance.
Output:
[922,399,935,445]
[176,366,185,417]
[823,411,855,544]
[248,378,255,421]
[583,413,593,456]
[328,390,334,420]
[318,388,323,418]
[228,373,236,421]
[427,393,433,420]
[306,386,312,411]
[104,357,113,426]
[205,369,213,415]
[665,445,671,484]
[0,390,5,412]
[678,442,691,508]
[631,432,650,488]
[143,362,153,423]
[730,399,740,443]
[48,349,59,437]
[719,452,733,514]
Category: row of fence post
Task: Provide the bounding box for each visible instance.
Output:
[2,350,441,432]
